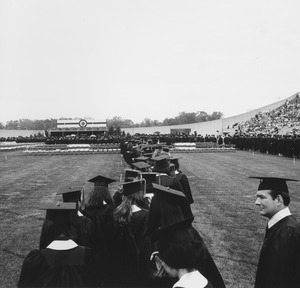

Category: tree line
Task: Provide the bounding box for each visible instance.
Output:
[0,111,223,130]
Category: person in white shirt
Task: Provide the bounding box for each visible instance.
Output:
[251,176,300,288]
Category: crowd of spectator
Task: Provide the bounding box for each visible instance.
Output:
[235,94,300,137]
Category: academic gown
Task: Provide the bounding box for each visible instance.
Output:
[255,215,300,288]
[83,204,115,284]
[175,172,194,205]
[144,195,225,288]
[111,208,149,287]
[18,239,101,287]
[74,212,98,252]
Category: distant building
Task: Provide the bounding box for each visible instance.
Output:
[48,119,107,137]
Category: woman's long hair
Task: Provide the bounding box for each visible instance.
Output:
[113,190,145,226]
[87,186,114,207]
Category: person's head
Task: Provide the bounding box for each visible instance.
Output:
[156,219,203,277]
[152,155,171,175]
[87,186,113,206]
[113,180,145,224]
[251,177,298,219]
[40,202,78,248]
[255,189,287,219]
[44,209,77,238]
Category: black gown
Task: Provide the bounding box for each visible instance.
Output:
[144,192,225,288]
[175,172,194,204]
[83,204,115,284]
[18,242,101,287]
[111,208,149,287]
[255,215,300,288]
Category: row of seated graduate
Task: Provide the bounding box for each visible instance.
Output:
[18,152,226,288]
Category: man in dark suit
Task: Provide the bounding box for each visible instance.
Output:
[251,176,300,288]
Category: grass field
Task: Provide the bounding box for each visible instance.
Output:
[1,150,300,288]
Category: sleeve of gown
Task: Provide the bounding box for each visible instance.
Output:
[177,173,194,204]
[80,217,97,252]
[18,250,45,287]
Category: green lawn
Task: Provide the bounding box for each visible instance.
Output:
[1,150,300,288]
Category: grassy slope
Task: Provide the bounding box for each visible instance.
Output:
[0,150,300,287]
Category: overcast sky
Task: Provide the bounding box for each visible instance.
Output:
[0,0,299,124]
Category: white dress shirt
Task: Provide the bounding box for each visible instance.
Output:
[268,207,292,229]
[173,270,208,288]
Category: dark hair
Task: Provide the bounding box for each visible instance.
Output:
[87,186,114,206]
[39,210,77,249]
[113,190,145,226]
[152,160,171,175]
[269,190,290,206]
[158,226,205,270]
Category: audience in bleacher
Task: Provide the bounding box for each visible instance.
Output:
[235,94,300,137]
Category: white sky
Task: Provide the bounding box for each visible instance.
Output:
[0,0,299,124]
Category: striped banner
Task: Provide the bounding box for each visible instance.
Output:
[56,119,107,129]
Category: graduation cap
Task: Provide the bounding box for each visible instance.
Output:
[131,161,151,171]
[121,180,144,196]
[249,176,299,193]
[169,156,181,165]
[39,201,77,210]
[134,156,149,162]
[140,172,158,184]
[125,169,140,179]
[169,156,181,161]
[162,147,170,153]
[56,187,83,203]
[88,175,116,187]
[152,216,194,240]
[145,184,194,236]
[152,183,186,198]
[143,152,153,158]
[151,154,169,162]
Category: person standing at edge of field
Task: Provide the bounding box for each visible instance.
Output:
[250,176,300,288]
